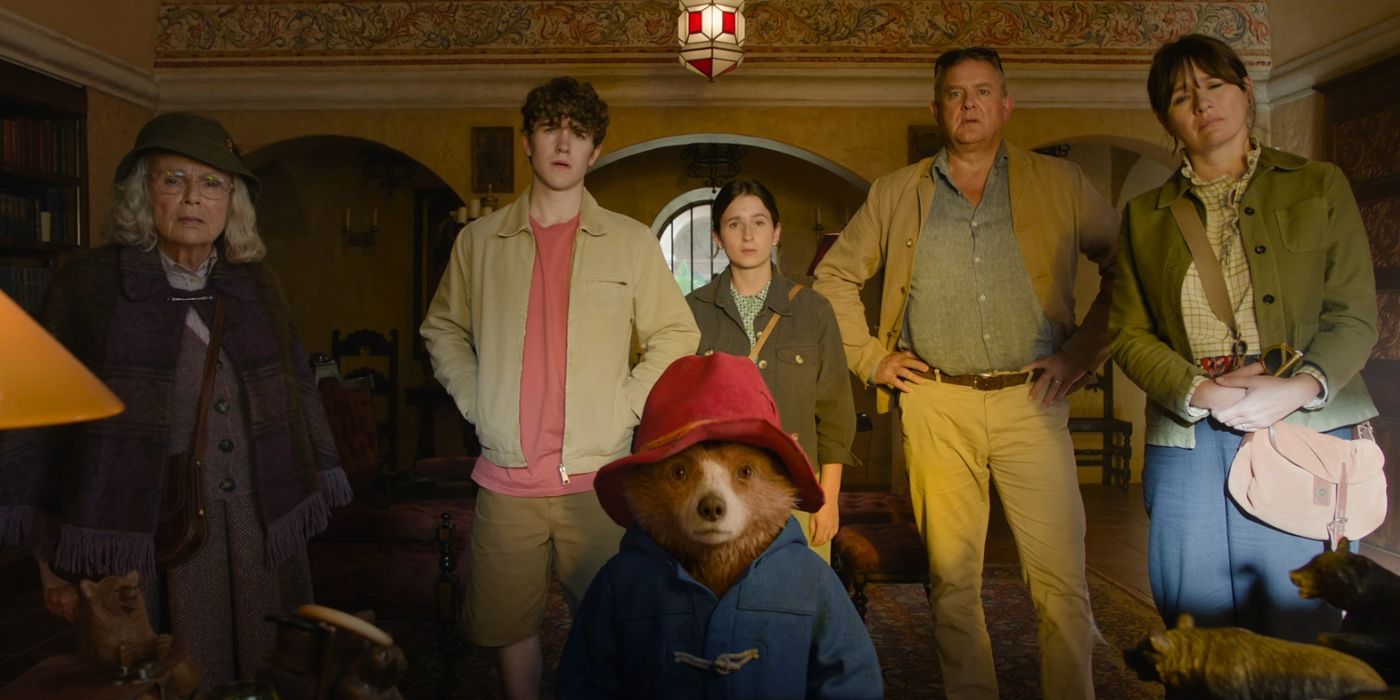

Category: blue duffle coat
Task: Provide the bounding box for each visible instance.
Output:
[558,516,883,699]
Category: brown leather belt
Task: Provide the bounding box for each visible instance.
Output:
[912,367,1042,391]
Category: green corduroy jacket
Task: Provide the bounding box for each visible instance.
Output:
[1110,146,1378,448]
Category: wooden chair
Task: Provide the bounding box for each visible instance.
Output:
[1068,359,1133,489]
[830,491,930,619]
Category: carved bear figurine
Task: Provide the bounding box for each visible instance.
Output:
[1125,614,1385,700]
[1291,540,1400,684]
[1290,539,1400,635]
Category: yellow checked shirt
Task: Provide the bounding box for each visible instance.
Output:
[1179,141,1262,360]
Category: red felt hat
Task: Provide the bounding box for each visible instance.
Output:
[594,352,825,527]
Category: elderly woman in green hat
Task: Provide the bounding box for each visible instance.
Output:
[0,112,352,689]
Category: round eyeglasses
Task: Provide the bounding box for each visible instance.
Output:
[149,170,234,200]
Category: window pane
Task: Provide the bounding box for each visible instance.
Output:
[658,201,726,294]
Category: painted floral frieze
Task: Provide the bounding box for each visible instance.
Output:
[155,1,1269,67]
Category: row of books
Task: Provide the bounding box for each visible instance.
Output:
[0,116,80,179]
[0,188,76,246]
[0,264,52,317]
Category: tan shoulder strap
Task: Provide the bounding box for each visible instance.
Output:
[1169,197,1240,340]
[748,284,804,362]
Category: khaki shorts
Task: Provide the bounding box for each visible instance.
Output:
[463,488,624,647]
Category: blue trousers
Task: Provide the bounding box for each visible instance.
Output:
[1142,420,1345,642]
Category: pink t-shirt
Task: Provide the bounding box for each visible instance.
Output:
[473,214,596,497]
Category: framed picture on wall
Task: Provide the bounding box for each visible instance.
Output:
[472,126,514,194]
[908,125,945,164]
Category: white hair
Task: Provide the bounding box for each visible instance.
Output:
[102,153,266,262]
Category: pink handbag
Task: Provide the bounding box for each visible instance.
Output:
[1228,422,1387,547]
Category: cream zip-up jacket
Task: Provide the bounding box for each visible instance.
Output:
[421,187,699,476]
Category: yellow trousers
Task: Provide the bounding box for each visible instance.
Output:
[901,380,1093,700]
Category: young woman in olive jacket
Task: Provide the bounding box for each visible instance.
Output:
[685,180,859,561]
[1110,34,1378,643]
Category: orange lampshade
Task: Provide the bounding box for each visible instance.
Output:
[0,289,123,429]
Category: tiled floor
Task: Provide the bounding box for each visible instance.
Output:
[0,484,1152,688]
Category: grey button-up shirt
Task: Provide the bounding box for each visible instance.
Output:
[903,144,1056,375]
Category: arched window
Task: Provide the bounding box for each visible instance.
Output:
[653,188,728,294]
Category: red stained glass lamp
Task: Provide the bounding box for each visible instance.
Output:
[677,1,747,80]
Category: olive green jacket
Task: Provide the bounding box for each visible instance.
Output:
[1110,147,1378,447]
[812,142,1119,412]
[687,266,859,470]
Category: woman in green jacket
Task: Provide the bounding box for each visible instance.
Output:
[1110,34,1378,643]
[685,180,858,561]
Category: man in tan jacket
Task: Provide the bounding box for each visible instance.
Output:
[813,48,1116,699]
[421,77,698,699]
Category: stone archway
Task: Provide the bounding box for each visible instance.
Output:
[244,135,460,471]
[593,133,870,194]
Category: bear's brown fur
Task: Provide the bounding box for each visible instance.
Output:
[1124,614,1385,700]
[622,441,796,597]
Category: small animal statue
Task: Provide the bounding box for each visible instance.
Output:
[1291,540,1400,684]
[332,637,408,700]
[1124,614,1385,700]
[1290,538,1400,634]
[558,353,883,699]
[77,571,201,699]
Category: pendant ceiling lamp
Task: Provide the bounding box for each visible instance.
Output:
[677,1,747,80]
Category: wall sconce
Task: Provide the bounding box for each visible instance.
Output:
[342,207,380,250]
[677,0,747,80]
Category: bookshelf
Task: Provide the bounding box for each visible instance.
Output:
[0,59,87,317]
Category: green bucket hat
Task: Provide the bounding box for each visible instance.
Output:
[115,112,261,201]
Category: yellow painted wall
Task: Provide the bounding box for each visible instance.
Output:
[1269,0,1400,67]
[1,0,158,71]
[85,89,154,244]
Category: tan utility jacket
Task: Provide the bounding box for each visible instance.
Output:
[421,187,699,475]
[813,142,1118,412]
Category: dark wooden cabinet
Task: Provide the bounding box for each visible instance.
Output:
[1319,53,1400,560]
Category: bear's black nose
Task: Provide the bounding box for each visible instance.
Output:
[698,493,726,522]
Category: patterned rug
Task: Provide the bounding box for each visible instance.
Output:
[386,563,1166,699]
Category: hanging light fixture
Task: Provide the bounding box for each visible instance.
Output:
[677,0,747,80]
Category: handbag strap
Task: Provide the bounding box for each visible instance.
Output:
[748,284,804,362]
[189,295,227,467]
[1169,197,1245,356]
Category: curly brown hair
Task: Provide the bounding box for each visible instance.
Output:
[521,77,610,145]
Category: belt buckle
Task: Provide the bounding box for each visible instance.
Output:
[972,373,995,391]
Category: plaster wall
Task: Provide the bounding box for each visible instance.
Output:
[1268,0,1400,68]
[1,0,158,72]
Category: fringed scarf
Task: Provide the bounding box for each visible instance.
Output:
[0,245,351,579]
